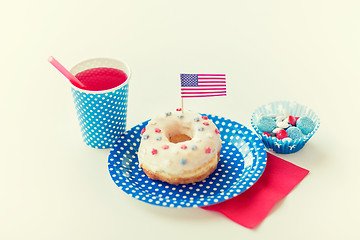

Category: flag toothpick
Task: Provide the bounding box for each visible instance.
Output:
[180,73,226,110]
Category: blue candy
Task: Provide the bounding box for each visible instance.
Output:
[257,116,276,133]
[286,127,303,140]
[296,116,315,135]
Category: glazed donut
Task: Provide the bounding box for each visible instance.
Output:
[137,110,221,185]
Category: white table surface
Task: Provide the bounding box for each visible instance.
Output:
[1,0,360,239]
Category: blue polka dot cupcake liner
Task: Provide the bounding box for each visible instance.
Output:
[70,58,131,149]
[108,114,267,208]
[251,101,320,154]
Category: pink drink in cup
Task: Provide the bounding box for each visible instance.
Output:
[70,58,131,149]
[74,67,128,91]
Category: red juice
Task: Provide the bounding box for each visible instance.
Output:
[74,67,128,91]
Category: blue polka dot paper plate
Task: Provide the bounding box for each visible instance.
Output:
[108,114,267,208]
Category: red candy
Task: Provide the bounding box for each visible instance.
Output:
[263,132,271,137]
[162,145,169,150]
[215,129,220,134]
[288,115,298,126]
[276,129,288,139]
[176,108,182,111]
[205,147,211,154]
[203,122,209,126]
[155,128,161,133]
[152,148,158,155]
[141,128,146,134]
[181,145,187,150]
[202,116,208,120]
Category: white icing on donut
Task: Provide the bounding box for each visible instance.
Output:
[138,111,221,175]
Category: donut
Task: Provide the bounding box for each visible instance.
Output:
[138,110,222,185]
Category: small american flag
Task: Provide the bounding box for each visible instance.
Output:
[180,74,226,98]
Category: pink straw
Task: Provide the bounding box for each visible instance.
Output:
[48,56,85,88]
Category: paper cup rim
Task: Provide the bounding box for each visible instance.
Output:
[69,58,131,94]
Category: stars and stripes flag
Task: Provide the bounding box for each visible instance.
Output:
[180,74,226,98]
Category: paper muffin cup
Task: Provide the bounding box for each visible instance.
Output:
[251,101,320,154]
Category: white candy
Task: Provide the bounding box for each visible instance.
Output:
[277,121,289,129]
[275,115,287,121]
[272,128,282,134]
[282,137,292,142]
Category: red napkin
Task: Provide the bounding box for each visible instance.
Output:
[201,152,309,229]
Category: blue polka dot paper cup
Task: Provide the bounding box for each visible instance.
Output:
[251,101,320,154]
[70,58,131,149]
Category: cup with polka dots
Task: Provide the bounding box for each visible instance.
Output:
[70,58,131,149]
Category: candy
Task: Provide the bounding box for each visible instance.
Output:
[296,116,315,135]
[151,149,158,155]
[272,127,282,134]
[180,144,187,150]
[202,116,208,120]
[162,145,169,149]
[276,119,289,129]
[288,115,297,126]
[215,129,220,134]
[176,108,182,111]
[203,122,209,126]
[191,145,197,150]
[205,147,211,154]
[154,128,161,133]
[276,115,288,121]
[276,129,288,139]
[286,127,303,140]
[141,128,146,134]
[263,132,272,137]
[180,158,187,165]
[257,116,276,133]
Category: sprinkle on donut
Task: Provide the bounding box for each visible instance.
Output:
[152,148,158,155]
[180,144,187,150]
[202,116,208,120]
[205,147,211,154]
[203,122,209,126]
[141,128,146,134]
[155,128,161,133]
[180,158,187,165]
[162,145,169,150]
[143,134,149,140]
[215,129,220,134]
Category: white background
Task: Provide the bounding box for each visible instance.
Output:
[1,0,360,239]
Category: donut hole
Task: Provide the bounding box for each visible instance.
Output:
[169,134,192,143]
[165,124,193,143]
